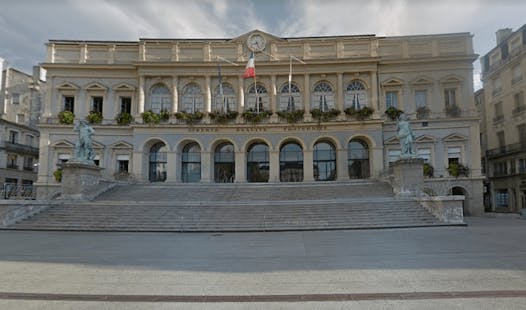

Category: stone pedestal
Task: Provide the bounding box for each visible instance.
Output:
[61,161,102,200]
[392,158,424,197]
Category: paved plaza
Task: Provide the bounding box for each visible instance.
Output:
[0,217,525,309]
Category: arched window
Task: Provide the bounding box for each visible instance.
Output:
[279,83,302,111]
[311,82,334,112]
[280,142,303,182]
[214,84,236,112]
[214,142,235,183]
[182,142,201,183]
[348,139,370,179]
[181,83,204,113]
[149,84,171,113]
[345,80,367,109]
[247,143,269,182]
[246,84,269,112]
[149,142,167,182]
[313,141,336,181]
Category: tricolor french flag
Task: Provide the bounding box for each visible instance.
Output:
[242,52,256,79]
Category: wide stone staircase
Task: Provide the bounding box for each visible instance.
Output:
[10,181,449,232]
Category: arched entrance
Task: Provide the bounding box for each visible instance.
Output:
[182,142,201,183]
[348,139,370,179]
[214,142,235,183]
[247,142,269,182]
[313,141,336,181]
[280,142,303,182]
[149,142,167,182]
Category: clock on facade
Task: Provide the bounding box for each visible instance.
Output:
[247,33,266,52]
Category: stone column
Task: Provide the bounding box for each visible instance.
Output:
[102,89,111,124]
[337,73,344,117]
[205,75,212,113]
[238,76,245,113]
[132,150,145,182]
[269,150,280,183]
[270,75,277,112]
[303,149,314,182]
[166,151,177,182]
[303,73,311,121]
[370,146,384,178]
[371,71,379,112]
[137,75,145,115]
[172,75,178,112]
[337,148,348,181]
[200,151,212,183]
[234,150,246,183]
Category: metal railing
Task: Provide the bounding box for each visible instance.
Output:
[1,184,36,200]
[487,142,526,159]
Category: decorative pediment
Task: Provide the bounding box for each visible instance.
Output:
[85,82,107,91]
[110,140,133,149]
[230,29,283,44]
[410,76,433,86]
[384,136,400,145]
[439,74,463,84]
[443,133,466,142]
[51,139,74,148]
[57,82,79,90]
[91,140,105,150]
[381,77,404,87]
[415,135,436,143]
[113,83,136,92]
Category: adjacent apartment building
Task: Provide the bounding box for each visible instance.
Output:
[36,30,484,214]
[479,25,526,213]
[0,59,45,198]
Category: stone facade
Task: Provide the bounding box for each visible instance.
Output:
[36,30,483,215]
[479,25,526,213]
[0,61,45,196]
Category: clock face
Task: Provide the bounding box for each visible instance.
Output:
[247,34,266,52]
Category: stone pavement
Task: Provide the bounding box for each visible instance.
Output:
[0,217,525,309]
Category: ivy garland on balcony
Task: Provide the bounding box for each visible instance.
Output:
[86,111,103,124]
[310,108,340,122]
[142,110,161,124]
[209,111,239,124]
[242,109,272,124]
[174,111,204,125]
[344,106,374,121]
[416,106,430,119]
[58,111,75,125]
[115,112,134,125]
[423,163,434,177]
[276,110,304,123]
[447,162,469,178]
[384,106,404,121]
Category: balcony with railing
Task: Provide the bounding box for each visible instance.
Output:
[493,114,505,124]
[512,104,526,115]
[4,142,39,156]
[487,142,526,159]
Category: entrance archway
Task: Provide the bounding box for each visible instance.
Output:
[149,142,167,182]
[214,142,235,183]
[280,142,303,182]
[182,142,201,183]
[247,142,269,182]
[313,141,336,181]
[348,139,370,179]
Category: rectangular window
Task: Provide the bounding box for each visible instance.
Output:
[116,154,130,173]
[497,131,505,149]
[91,96,103,113]
[512,66,522,84]
[16,114,25,124]
[492,78,502,96]
[388,149,401,165]
[415,90,427,108]
[9,130,18,144]
[510,159,516,175]
[494,161,508,177]
[444,88,456,107]
[494,102,504,122]
[519,158,526,173]
[26,135,34,147]
[496,190,509,208]
[11,93,20,104]
[385,91,398,109]
[120,96,132,114]
[447,147,461,165]
[58,153,70,166]
[7,154,18,169]
[23,157,34,171]
[64,96,74,112]
[518,124,526,146]
[417,148,431,163]
[514,92,524,110]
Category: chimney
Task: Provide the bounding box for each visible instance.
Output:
[496,28,512,45]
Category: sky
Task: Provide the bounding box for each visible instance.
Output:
[1,0,525,90]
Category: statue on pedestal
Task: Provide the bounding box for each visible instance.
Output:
[73,120,95,164]
[396,113,416,159]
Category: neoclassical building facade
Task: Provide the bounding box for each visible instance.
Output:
[36,30,484,214]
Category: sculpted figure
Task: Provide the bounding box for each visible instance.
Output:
[396,113,416,158]
[73,120,95,164]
